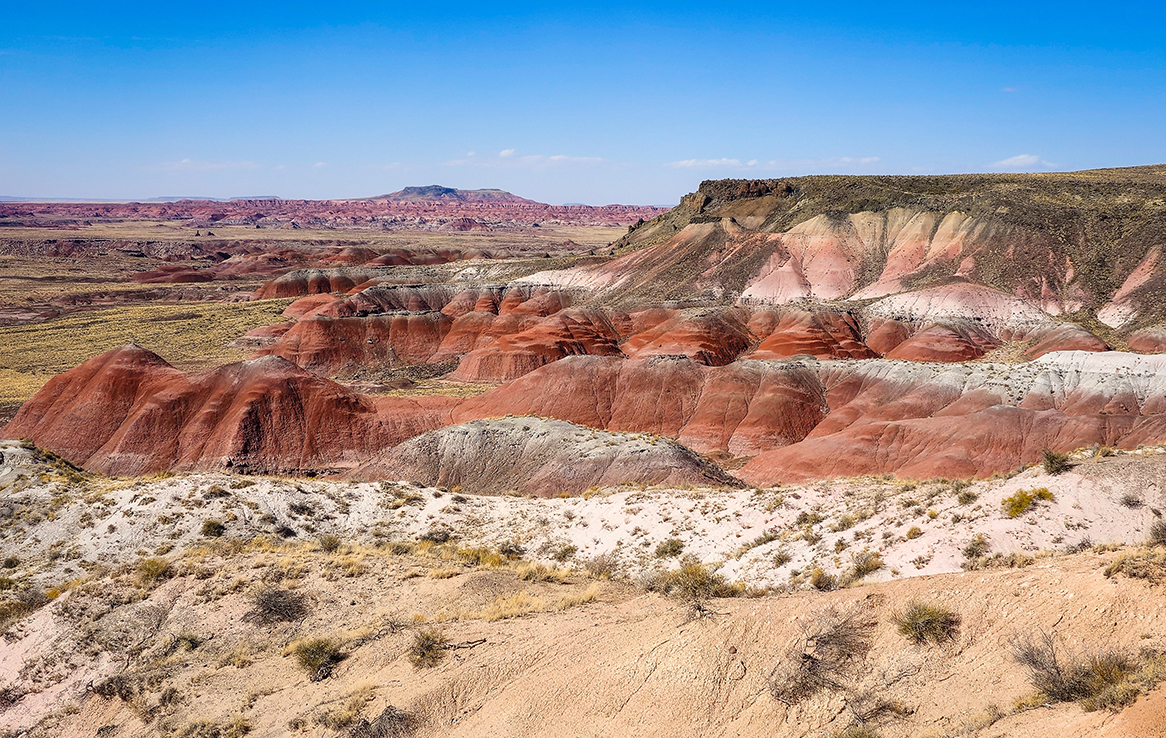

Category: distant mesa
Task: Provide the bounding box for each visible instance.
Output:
[370,185,538,204]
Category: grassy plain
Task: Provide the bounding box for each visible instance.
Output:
[0,299,294,406]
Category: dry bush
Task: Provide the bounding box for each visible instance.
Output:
[582,552,620,579]
[847,550,883,582]
[892,602,960,644]
[516,563,569,583]
[833,726,880,738]
[246,585,309,624]
[1149,520,1166,547]
[962,534,991,560]
[201,519,226,538]
[1104,548,1166,583]
[410,627,448,669]
[655,538,684,558]
[318,534,342,553]
[651,559,743,600]
[1011,631,1134,709]
[769,603,877,704]
[809,567,837,591]
[137,558,172,587]
[294,638,344,681]
[349,705,416,738]
[1042,448,1071,475]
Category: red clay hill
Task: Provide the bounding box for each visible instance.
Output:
[9,168,1166,489]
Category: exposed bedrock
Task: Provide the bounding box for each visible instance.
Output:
[347,417,739,496]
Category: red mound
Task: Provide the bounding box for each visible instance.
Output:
[282,294,343,320]
[252,269,384,299]
[2,345,455,476]
[1128,327,1166,354]
[748,310,877,360]
[884,323,1000,362]
[620,309,753,366]
[131,265,215,284]
[864,318,912,355]
[448,308,624,383]
[454,355,826,456]
[262,313,453,374]
[1023,325,1110,359]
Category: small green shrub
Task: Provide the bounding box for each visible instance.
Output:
[1042,448,1071,475]
[410,627,448,669]
[202,519,226,538]
[294,638,344,681]
[654,538,684,558]
[1002,487,1054,518]
[893,601,960,644]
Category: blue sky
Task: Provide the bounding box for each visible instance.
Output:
[1,2,1163,205]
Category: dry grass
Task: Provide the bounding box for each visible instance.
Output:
[0,300,293,403]
[769,602,877,704]
[892,602,961,644]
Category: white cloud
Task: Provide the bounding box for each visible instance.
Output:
[444,150,603,170]
[666,156,881,171]
[313,161,328,168]
[152,158,259,172]
[1001,87,1018,92]
[989,154,1055,169]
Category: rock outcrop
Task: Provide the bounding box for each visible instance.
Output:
[348,417,738,495]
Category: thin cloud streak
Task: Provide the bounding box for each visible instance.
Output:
[989,154,1056,169]
[666,156,881,171]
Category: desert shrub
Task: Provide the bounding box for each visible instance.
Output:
[1149,520,1166,547]
[294,638,344,681]
[583,552,620,579]
[1011,631,1134,707]
[410,627,448,669]
[1,556,18,569]
[137,558,172,587]
[1121,493,1144,509]
[551,544,577,562]
[905,526,922,540]
[497,540,525,558]
[962,534,991,559]
[847,550,884,581]
[654,538,684,558]
[349,706,416,738]
[772,548,792,567]
[419,528,451,544]
[318,534,342,553]
[654,560,743,600]
[1002,487,1054,518]
[892,601,960,644]
[1104,549,1166,583]
[201,519,226,538]
[957,490,979,505]
[247,586,309,624]
[1042,448,1071,475]
[809,567,837,591]
[517,563,569,583]
[834,727,880,738]
[229,479,255,489]
[202,485,229,500]
[769,603,877,703]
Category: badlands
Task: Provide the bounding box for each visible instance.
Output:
[4,169,1166,736]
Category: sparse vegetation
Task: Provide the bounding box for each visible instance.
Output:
[957,490,979,505]
[136,557,172,587]
[769,603,876,704]
[1149,520,1166,547]
[293,637,344,681]
[905,526,922,540]
[1001,487,1054,518]
[654,537,684,558]
[646,559,744,600]
[962,534,991,560]
[1042,448,1071,475]
[247,585,310,624]
[892,602,960,644]
[847,550,884,582]
[1011,631,1140,711]
[201,519,226,538]
[410,627,448,669]
[318,534,342,553]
